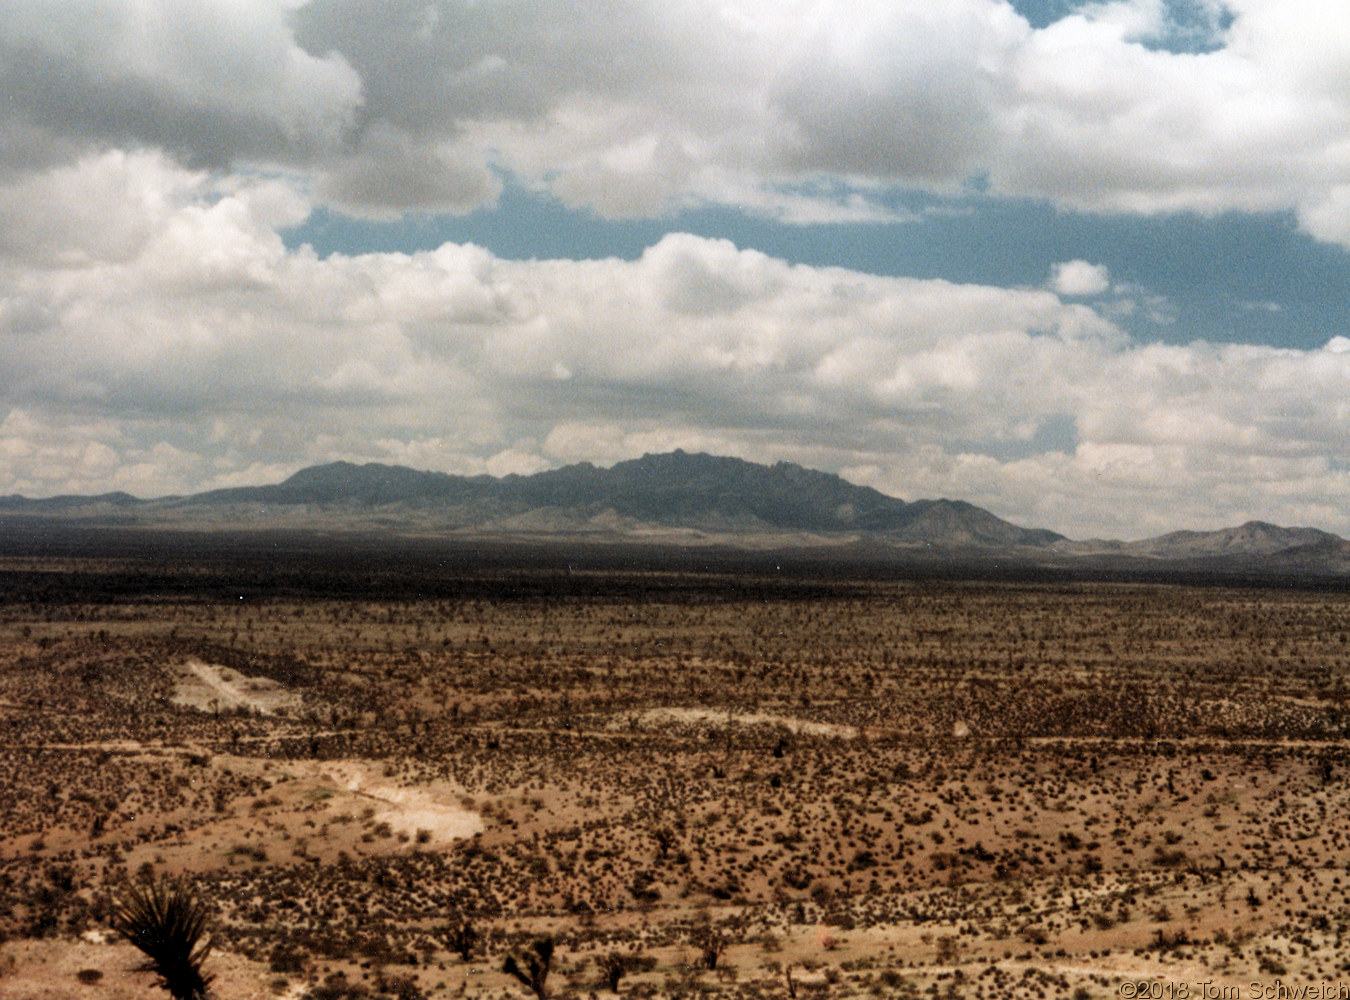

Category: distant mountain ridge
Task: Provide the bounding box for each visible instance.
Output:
[4,451,1348,573]
[1052,520,1349,560]
[185,450,1062,547]
[1129,521,1342,557]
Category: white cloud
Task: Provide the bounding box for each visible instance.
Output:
[315,124,503,218]
[3,0,1350,243]
[0,150,205,267]
[5,157,1350,538]
[1050,260,1112,297]
[0,0,362,172]
[299,0,1350,243]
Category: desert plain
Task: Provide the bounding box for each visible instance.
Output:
[2,531,1350,999]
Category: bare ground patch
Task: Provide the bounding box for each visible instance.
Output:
[627,705,858,737]
[170,658,304,716]
[313,760,485,844]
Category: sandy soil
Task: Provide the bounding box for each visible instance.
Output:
[315,761,484,844]
[0,937,287,1000]
[171,658,303,716]
[628,706,858,737]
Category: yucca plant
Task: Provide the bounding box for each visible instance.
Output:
[109,880,214,1000]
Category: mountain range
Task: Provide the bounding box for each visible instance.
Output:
[4,450,1349,574]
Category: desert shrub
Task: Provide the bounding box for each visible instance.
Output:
[269,941,308,973]
[304,972,370,1000]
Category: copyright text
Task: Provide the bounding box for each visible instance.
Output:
[1120,981,1350,1000]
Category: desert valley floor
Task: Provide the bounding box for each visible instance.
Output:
[3,533,1350,999]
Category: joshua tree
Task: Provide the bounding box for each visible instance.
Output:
[651,825,676,860]
[597,951,630,992]
[503,936,554,999]
[691,923,726,971]
[443,917,479,963]
[110,880,214,1000]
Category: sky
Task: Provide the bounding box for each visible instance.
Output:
[4,0,1350,540]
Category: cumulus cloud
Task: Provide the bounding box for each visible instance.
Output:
[6,0,1350,242]
[1050,260,1112,296]
[4,155,1350,538]
[314,124,503,218]
[293,0,1350,244]
[0,0,362,173]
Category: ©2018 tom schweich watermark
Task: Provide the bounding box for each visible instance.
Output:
[1121,980,1350,999]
